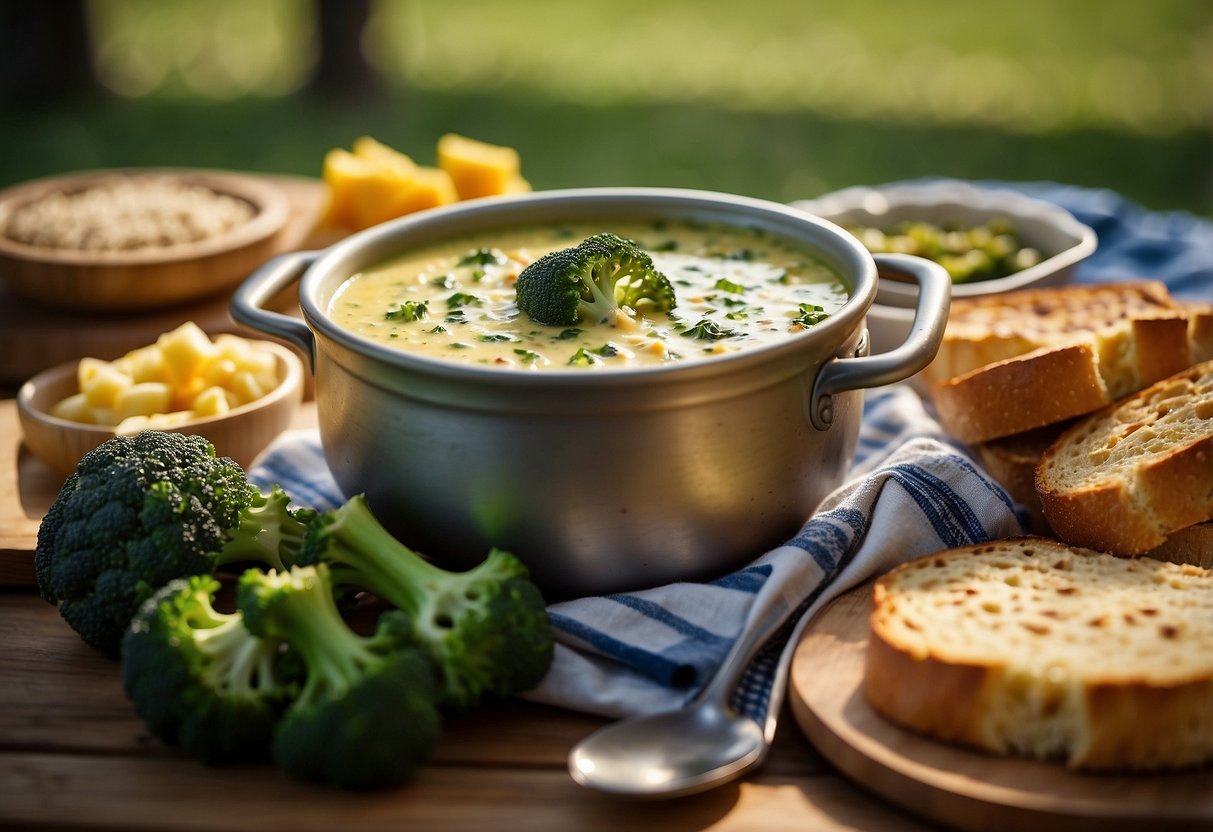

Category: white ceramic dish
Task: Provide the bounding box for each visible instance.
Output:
[793,181,1097,353]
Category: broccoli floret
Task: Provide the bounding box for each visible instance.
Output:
[296,495,554,709]
[121,574,295,764]
[35,431,312,658]
[515,233,677,326]
[238,565,442,789]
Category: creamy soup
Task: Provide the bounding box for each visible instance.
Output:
[328,220,848,370]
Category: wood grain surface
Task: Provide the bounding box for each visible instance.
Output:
[788,585,1213,832]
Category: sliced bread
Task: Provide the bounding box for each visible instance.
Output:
[865,537,1213,771]
[973,422,1071,534]
[925,281,1212,443]
[1035,359,1213,554]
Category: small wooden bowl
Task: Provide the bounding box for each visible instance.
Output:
[17,341,304,477]
[0,168,291,313]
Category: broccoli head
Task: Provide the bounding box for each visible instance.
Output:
[35,431,312,658]
[515,233,676,326]
[296,494,555,710]
[121,573,296,764]
[238,565,442,789]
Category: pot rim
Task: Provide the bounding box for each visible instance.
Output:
[298,187,878,388]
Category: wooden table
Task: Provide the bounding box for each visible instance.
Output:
[0,398,936,832]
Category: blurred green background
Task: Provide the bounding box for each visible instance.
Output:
[3,0,1211,214]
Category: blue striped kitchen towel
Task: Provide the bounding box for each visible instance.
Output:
[248,384,1024,722]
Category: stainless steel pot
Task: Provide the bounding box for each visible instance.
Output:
[232,188,950,598]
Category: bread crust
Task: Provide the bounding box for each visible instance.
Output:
[1036,360,1213,554]
[931,343,1108,443]
[865,538,1213,770]
[922,280,1179,386]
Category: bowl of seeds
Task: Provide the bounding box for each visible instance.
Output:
[0,168,291,313]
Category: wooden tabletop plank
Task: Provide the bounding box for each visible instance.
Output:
[0,751,933,832]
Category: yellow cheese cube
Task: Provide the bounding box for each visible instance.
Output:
[229,370,267,405]
[234,345,277,378]
[213,333,255,365]
[77,357,113,391]
[117,345,168,384]
[50,392,93,423]
[89,407,120,427]
[324,147,418,230]
[115,382,173,421]
[114,415,151,435]
[352,135,417,173]
[436,133,524,200]
[157,321,217,383]
[82,363,132,409]
[145,411,194,429]
[380,166,458,220]
[192,385,235,417]
[201,357,239,389]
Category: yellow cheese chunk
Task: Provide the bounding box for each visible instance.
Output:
[436,133,524,200]
[115,382,173,421]
[82,363,132,409]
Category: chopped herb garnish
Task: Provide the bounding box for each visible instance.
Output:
[457,248,506,267]
[430,274,456,288]
[556,328,583,341]
[590,343,620,357]
[681,318,741,341]
[568,347,600,366]
[385,300,429,321]
[514,348,541,365]
[792,303,830,327]
[713,277,748,295]
[448,342,472,350]
[445,310,469,324]
[428,325,448,335]
[476,333,516,343]
[447,292,481,309]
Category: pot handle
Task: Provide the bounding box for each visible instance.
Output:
[231,250,320,373]
[809,253,951,430]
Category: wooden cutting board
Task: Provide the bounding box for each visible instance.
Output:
[0,174,329,387]
[787,585,1213,831]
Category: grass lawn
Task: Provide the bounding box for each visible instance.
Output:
[2,0,1211,215]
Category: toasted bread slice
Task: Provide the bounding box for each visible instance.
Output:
[1035,359,1213,554]
[974,423,1071,534]
[927,282,1212,443]
[865,537,1213,770]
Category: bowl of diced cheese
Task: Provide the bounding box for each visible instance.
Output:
[17,321,304,476]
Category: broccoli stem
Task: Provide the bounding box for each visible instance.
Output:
[259,571,380,708]
[195,616,281,696]
[315,495,447,619]
[216,486,311,572]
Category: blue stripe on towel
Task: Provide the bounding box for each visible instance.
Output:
[606,595,735,645]
[546,610,690,687]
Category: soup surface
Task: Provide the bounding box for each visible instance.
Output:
[328,220,848,370]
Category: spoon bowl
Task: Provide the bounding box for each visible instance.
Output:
[569,702,766,798]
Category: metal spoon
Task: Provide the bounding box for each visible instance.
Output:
[568,586,799,798]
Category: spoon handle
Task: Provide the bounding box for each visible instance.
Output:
[698,582,795,705]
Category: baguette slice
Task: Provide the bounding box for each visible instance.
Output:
[865,537,1213,771]
[1036,359,1213,554]
[926,282,1213,443]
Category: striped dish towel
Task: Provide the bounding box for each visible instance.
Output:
[249,384,1023,723]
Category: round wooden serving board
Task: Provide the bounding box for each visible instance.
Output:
[787,584,1213,832]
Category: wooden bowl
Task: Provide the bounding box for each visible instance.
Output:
[17,341,304,477]
[0,168,291,313]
